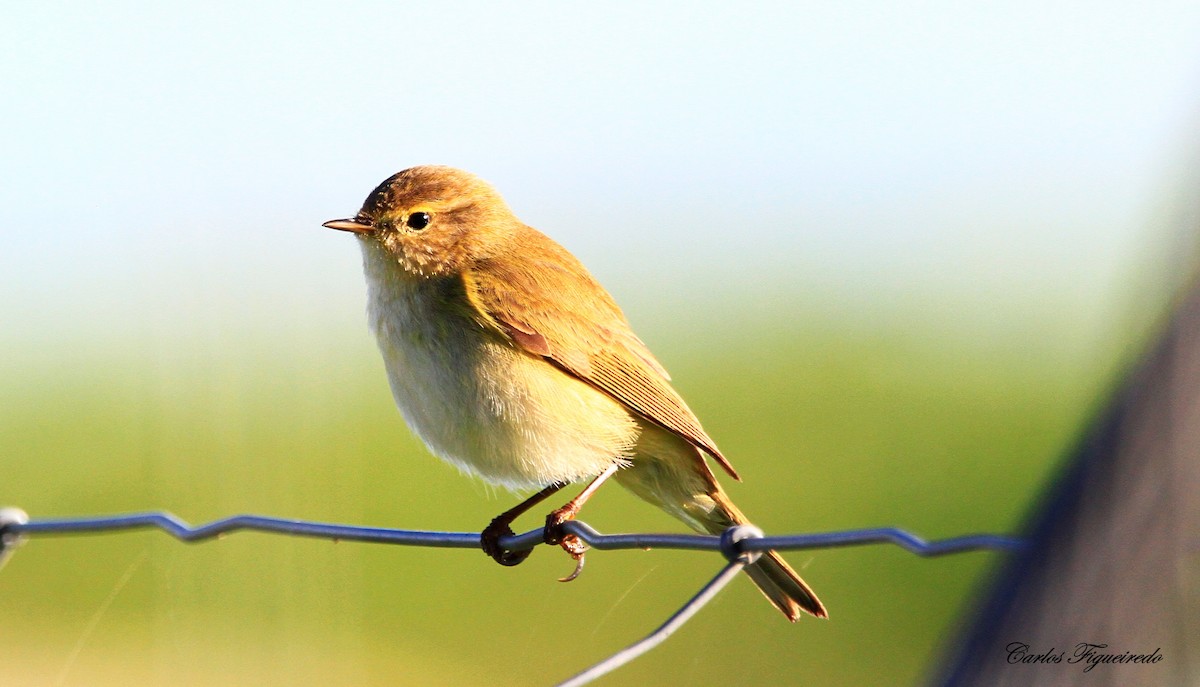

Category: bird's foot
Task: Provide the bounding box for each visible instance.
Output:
[544,507,587,582]
[481,516,532,567]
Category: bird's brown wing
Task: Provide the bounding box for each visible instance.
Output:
[461,230,739,481]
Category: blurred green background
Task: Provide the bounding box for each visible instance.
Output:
[3,3,1199,686]
[1,301,1122,686]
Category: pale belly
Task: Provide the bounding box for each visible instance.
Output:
[362,243,639,490]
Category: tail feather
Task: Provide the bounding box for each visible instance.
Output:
[710,491,827,621]
[613,426,827,621]
[743,550,827,621]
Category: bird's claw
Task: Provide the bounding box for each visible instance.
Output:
[481,517,532,567]
[556,538,587,582]
[545,508,589,582]
[480,504,591,579]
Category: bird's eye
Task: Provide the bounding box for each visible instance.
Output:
[406,212,431,231]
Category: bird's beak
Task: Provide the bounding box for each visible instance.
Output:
[322,217,374,234]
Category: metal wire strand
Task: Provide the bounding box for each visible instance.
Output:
[0,508,1024,687]
[555,523,766,687]
[556,557,749,687]
[0,509,1025,557]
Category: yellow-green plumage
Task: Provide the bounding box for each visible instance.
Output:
[327,165,826,620]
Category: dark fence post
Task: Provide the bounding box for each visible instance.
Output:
[932,275,1200,685]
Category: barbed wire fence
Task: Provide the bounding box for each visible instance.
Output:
[0,507,1023,686]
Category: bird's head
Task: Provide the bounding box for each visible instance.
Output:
[324,165,516,277]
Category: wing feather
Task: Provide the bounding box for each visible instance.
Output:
[462,227,739,480]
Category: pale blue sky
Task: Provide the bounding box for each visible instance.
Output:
[2,3,1200,353]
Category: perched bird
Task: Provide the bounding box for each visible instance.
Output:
[324,166,826,621]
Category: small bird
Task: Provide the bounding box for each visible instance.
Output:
[324,166,826,621]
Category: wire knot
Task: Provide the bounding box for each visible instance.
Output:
[718,523,764,565]
[0,507,29,570]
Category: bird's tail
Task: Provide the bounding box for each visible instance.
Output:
[705,490,827,621]
[615,424,827,621]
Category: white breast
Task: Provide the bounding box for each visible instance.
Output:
[360,241,638,490]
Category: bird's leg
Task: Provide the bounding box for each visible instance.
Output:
[481,482,566,566]
[544,463,620,582]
